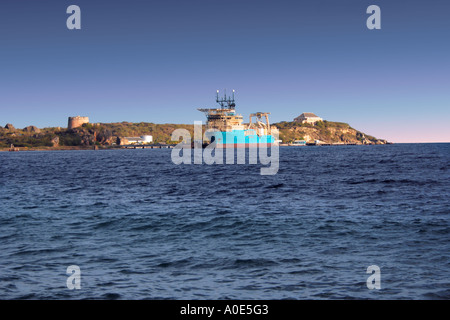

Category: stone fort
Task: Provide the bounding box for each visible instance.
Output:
[68,116,89,130]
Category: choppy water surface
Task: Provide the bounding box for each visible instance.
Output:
[0,143,449,299]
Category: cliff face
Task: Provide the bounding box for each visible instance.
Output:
[274,121,388,145]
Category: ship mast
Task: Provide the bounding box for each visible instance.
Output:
[198,90,244,132]
[215,89,236,109]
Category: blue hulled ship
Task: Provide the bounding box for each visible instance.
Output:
[198,91,278,148]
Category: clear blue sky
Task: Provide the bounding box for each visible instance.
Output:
[0,0,449,142]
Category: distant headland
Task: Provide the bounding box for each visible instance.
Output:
[0,114,391,151]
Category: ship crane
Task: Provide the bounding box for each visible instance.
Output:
[248,112,272,136]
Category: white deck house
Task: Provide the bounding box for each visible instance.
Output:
[294,113,323,124]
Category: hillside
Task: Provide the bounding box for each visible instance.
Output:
[274,120,389,145]
[0,120,388,150]
[0,122,195,149]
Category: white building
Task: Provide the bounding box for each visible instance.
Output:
[294,113,323,124]
[141,135,153,143]
[123,135,153,145]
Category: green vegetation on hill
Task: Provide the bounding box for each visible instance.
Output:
[93,122,195,144]
[0,126,59,148]
[273,120,386,144]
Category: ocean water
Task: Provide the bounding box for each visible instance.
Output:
[0,143,448,300]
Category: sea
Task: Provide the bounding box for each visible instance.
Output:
[0,143,448,300]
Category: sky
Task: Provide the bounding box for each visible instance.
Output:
[0,0,449,143]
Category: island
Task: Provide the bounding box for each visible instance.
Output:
[0,114,390,151]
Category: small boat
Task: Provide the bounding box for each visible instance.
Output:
[9,144,19,152]
[289,140,306,146]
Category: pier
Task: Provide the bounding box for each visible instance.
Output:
[122,143,174,149]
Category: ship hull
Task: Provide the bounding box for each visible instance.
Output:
[207,129,276,148]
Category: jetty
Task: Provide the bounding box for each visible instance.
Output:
[122,143,174,149]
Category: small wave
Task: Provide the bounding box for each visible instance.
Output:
[423,289,450,300]
[12,247,68,257]
[92,219,121,229]
[279,258,302,263]
[13,293,38,300]
[346,178,439,186]
[157,258,193,268]
[92,201,109,208]
[265,183,284,189]
[128,223,157,231]
[21,205,39,210]
[231,258,279,268]
[62,186,84,192]
[101,293,121,300]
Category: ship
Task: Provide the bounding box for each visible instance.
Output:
[198,90,278,148]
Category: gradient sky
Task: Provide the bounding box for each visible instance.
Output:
[0,0,449,142]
